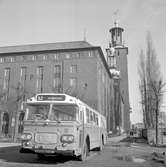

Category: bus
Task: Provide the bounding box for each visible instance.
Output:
[20,93,107,161]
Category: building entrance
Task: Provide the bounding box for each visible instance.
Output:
[18,112,24,134]
[2,112,9,137]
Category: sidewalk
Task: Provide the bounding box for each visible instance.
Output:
[0,142,20,148]
[107,133,127,143]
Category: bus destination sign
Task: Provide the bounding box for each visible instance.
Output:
[37,95,66,101]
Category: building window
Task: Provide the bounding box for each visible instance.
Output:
[53,65,61,93]
[20,67,27,81]
[37,54,42,60]
[43,55,48,60]
[22,55,27,61]
[0,57,4,63]
[54,54,59,60]
[36,66,44,93]
[10,57,15,62]
[3,68,10,100]
[30,74,34,80]
[75,52,80,58]
[70,78,77,90]
[54,65,61,74]
[70,65,77,73]
[20,67,27,100]
[32,55,37,61]
[53,78,61,90]
[88,51,93,57]
[65,53,70,59]
[4,68,10,89]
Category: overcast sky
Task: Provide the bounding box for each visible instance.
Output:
[0,0,166,123]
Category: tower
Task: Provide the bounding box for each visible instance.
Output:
[109,21,124,47]
[107,21,130,133]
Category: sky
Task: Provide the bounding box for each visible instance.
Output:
[0,0,166,123]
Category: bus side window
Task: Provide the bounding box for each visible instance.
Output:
[90,111,93,122]
[93,112,95,123]
[51,105,58,121]
[79,110,83,121]
[86,108,90,123]
[96,115,99,125]
[101,118,105,129]
[95,113,98,125]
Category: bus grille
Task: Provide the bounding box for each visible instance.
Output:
[35,133,58,144]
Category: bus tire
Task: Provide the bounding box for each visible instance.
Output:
[78,140,89,161]
[97,135,104,151]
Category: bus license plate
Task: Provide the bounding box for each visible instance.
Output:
[35,144,55,149]
[35,149,55,154]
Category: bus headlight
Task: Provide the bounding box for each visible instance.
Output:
[20,133,32,141]
[60,135,74,143]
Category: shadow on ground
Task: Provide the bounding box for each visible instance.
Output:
[0,146,82,165]
[120,136,148,143]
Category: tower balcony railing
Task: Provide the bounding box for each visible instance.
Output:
[109,69,120,79]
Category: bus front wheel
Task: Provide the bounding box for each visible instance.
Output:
[78,141,89,161]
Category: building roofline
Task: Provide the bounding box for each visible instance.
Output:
[0,41,93,54]
[0,46,99,56]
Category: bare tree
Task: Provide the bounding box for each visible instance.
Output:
[150,79,166,145]
[138,49,149,128]
[146,32,162,128]
[10,82,30,141]
[138,32,165,144]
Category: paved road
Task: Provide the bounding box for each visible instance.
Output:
[0,137,165,167]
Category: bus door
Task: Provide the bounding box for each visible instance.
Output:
[78,105,85,148]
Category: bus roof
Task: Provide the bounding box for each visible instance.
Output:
[26,93,104,117]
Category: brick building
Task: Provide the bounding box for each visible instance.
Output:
[0,41,114,140]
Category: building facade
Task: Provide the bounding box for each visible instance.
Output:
[158,112,166,129]
[0,41,114,140]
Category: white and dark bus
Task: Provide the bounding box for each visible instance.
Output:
[20,93,107,160]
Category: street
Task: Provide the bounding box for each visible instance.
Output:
[0,136,165,167]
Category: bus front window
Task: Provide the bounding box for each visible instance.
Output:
[26,104,50,121]
[51,104,78,121]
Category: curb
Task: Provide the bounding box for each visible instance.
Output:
[0,142,20,148]
[0,145,20,153]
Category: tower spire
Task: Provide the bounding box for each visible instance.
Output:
[83,28,87,41]
[114,20,118,27]
[113,9,119,27]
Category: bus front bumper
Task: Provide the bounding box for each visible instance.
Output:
[20,147,75,156]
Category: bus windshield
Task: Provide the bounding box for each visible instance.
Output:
[26,104,50,121]
[50,104,78,121]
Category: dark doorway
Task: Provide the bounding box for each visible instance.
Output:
[2,112,9,137]
[18,112,24,134]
